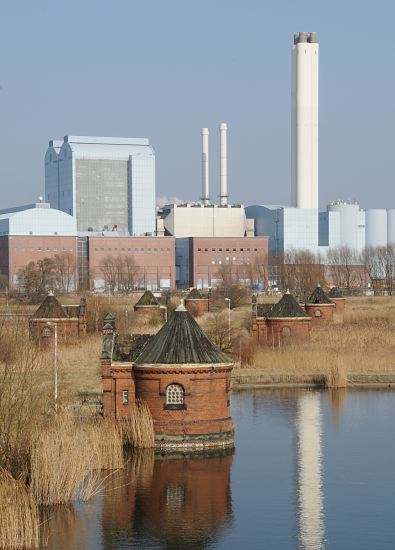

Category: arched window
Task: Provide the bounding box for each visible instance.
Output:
[42,327,52,337]
[315,309,322,317]
[166,384,184,405]
[281,326,291,337]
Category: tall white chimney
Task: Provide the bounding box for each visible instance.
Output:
[291,32,319,209]
[219,122,228,206]
[201,128,210,204]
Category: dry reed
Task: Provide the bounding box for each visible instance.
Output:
[0,469,39,549]
[30,413,124,506]
[121,399,155,449]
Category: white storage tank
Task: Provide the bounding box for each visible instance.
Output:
[327,202,360,250]
[387,209,395,245]
[365,209,387,248]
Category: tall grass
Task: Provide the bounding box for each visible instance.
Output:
[121,399,155,449]
[30,414,123,506]
[0,469,39,549]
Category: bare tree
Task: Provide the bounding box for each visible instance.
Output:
[100,255,140,294]
[53,252,77,293]
[282,249,325,299]
[326,246,359,289]
[16,258,56,303]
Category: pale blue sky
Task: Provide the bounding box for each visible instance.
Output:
[1,0,394,210]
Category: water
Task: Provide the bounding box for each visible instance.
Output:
[46,389,395,549]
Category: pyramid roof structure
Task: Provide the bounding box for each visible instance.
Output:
[307,285,333,305]
[31,292,68,319]
[136,304,230,365]
[266,292,309,318]
[135,290,160,307]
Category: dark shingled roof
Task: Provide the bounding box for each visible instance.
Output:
[136,305,230,365]
[113,334,152,362]
[135,290,160,306]
[307,285,332,305]
[31,293,68,319]
[256,303,275,317]
[266,292,309,318]
[328,287,344,298]
[186,288,204,300]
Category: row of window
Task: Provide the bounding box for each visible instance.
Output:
[211,257,252,265]
[13,247,74,253]
[94,247,171,253]
[122,383,184,406]
[197,247,264,253]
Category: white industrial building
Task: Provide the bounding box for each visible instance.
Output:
[0,202,77,236]
[158,122,255,238]
[45,136,155,236]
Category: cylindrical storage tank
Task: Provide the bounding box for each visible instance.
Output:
[365,209,387,248]
[327,202,360,250]
[387,209,395,245]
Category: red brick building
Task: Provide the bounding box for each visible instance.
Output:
[0,235,78,290]
[101,303,234,450]
[176,236,268,289]
[184,288,210,316]
[87,236,176,291]
[29,291,87,341]
[304,285,335,321]
[252,291,312,347]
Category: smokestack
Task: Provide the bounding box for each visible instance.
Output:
[219,122,228,206]
[201,128,210,204]
[291,32,319,209]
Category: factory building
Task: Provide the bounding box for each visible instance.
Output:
[45,136,155,235]
[0,202,78,289]
[86,236,176,291]
[176,236,268,289]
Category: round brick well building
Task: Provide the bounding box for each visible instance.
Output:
[134,303,234,450]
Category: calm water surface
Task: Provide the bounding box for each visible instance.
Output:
[47,389,395,549]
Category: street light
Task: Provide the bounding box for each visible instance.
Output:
[225,298,231,344]
[46,322,58,412]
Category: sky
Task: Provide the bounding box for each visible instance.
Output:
[1,0,394,211]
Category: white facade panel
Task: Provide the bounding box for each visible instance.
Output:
[0,207,77,236]
[365,209,387,248]
[387,209,395,245]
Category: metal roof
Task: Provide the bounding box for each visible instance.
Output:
[306,285,332,305]
[136,304,230,365]
[31,294,68,319]
[135,291,160,306]
[266,292,309,318]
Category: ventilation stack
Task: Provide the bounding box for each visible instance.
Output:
[219,122,228,206]
[291,32,319,209]
[201,128,210,204]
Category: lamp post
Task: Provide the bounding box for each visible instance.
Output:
[225,298,231,344]
[46,322,58,412]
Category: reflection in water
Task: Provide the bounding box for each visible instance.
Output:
[102,449,234,550]
[296,392,325,550]
[327,388,347,422]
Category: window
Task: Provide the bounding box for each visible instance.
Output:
[165,384,184,409]
[281,326,291,337]
[42,327,52,337]
[315,310,322,317]
[122,389,129,405]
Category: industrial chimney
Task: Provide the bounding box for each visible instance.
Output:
[219,122,228,206]
[201,128,210,204]
[291,32,319,209]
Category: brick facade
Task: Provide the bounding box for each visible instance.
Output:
[305,303,335,321]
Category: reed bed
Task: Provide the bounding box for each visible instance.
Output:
[0,469,39,549]
[30,414,124,506]
[240,297,395,385]
[121,399,155,449]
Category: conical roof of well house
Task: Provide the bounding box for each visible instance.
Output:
[136,304,230,365]
[328,287,344,298]
[306,285,333,305]
[266,292,309,318]
[31,293,68,319]
[186,288,204,300]
[135,290,160,306]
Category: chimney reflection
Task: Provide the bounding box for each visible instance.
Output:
[296,392,325,550]
[102,449,234,549]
